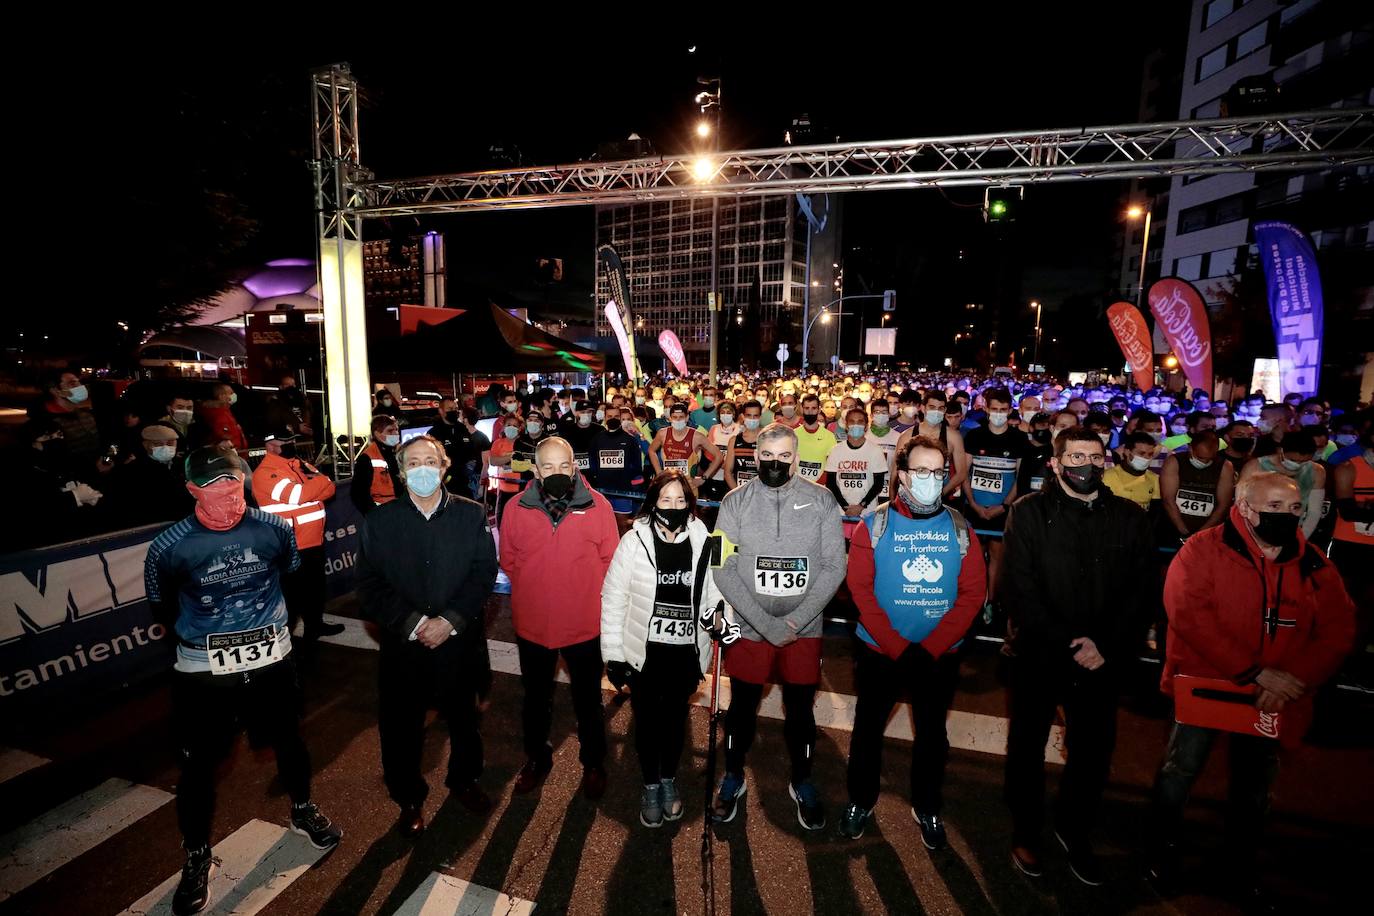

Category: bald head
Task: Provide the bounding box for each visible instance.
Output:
[1237,471,1301,514]
[534,436,575,480]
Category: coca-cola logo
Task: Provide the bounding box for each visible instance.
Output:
[1254,710,1280,739]
[1108,311,1152,369]
[1150,287,1212,369]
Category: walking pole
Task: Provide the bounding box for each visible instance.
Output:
[701,599,726,903]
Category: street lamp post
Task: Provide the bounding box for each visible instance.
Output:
[1030,300,1042,368]
[696,79,722,384]
[1126,204,1152,311]
[801,307,832,366]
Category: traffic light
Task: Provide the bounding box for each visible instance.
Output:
[984,186,1023,223]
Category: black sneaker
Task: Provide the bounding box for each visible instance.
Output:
[1055,829,1104,886]
[837,802,871,840]
[290,802,342,851]
[788,781,826,831]
[172,848,217,916]
[712,772,747,823]
[305,621,346,640]
[913,810,948,851]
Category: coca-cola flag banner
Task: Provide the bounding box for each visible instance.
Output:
[1106,301,1156,391]
[658,330,689,377]
[1255,220,1324,398]
[1148,278,1213,395]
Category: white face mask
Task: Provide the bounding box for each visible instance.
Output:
[872,413,889,428]
[780,405,796,417]
[902,406,919,419]
[719,414,735,426]
[988,411,1009,428]
[744,418,761,431]
[1099,433,1112,448]
[1020,411,1038,424]
[703,397,715,408]
[1189,457,1213,469]
[925,409,945,426]
[904,472,944,506]
[577,414,593,427]
[671,419,688,432]
[172,409,194,425]
[595,410,606,422]
[1128,455,1151,472]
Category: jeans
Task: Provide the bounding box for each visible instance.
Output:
[1149,722,1280,870]
[517,636,606,768]
[846,646,961,813]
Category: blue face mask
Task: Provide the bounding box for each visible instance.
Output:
[65,384,89,404]
[383,433,400,448]
[151,445,176,463]
[405,465,443,497]
[847,424,867,439]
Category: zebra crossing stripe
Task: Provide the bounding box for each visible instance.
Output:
[391,872,536,916]
[0,778,171,901]
[119,818,328,916]
[0,747,48,785]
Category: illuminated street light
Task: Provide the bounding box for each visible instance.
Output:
[691,156,716,182]
[1164,354,1179,370]
[1126,205,1145,220]
[696,121,711,139]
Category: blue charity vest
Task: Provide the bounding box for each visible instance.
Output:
[858,507,964,648]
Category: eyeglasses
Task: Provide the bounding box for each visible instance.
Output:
[903,468,947,480]
[1062,452,1107,467]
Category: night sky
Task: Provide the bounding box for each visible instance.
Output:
[21,9,1192,367]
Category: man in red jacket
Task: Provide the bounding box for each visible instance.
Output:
[500,436,619,800]
[838,436,987,846]
[1148,471,1355,905]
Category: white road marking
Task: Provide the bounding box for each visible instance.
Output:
[390,872,536,916]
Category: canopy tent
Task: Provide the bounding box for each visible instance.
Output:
[370,301,605,373]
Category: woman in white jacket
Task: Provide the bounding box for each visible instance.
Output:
[601,470,730,827]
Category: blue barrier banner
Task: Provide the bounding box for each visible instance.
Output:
[323,479,363,600]
[0,525,171,707]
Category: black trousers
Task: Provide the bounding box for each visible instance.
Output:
[1004,656,1119,846]
[847,646,962,813]
[517,636,606,768]
[378,633,485,807]
[724,680,817,785]
[282,545,326,633]
[172,659,311,850]
[629,645,701,785]
[1149,723,1280,871]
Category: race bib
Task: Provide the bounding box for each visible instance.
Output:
[970,469,1004,493]
[1030,476,1045,492]
[754,556,809,596]
[664,459,689,472]
[1177,488,1215,518]
[737,471,756,484]
[798,461,823,481]
[1354,521,1374,538]
[647,602,696,645]
[599,450,625,469]
[575,456,590,471]
[207,626,283,676]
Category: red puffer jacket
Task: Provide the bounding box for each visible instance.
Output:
[1162,506,1356,745]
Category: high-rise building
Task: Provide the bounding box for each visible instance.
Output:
[1159,0,1371,313]
[593,195,843,369]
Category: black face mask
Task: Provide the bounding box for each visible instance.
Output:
[1032,429,1051,445]
[802,412,820,425]
[1229,437,1256,455]
[540,473,573,499]
[1060,463,1103,495]
[445,411,460,425]
[653,506,691,531]
[758,459,792,488]
[606,419,622,432]
[1252,510,1300,548]
[279,443,298,461]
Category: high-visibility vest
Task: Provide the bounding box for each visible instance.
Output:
[251,453,336,549]
[1333,454,1374,545]
[362,441,398,507]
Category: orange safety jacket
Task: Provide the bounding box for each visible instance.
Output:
[362,441,398,507]
[251,453,337,549]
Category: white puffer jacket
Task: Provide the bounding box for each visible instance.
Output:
[600,516,730,675]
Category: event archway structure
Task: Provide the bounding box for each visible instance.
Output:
[311,62,1372,477]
